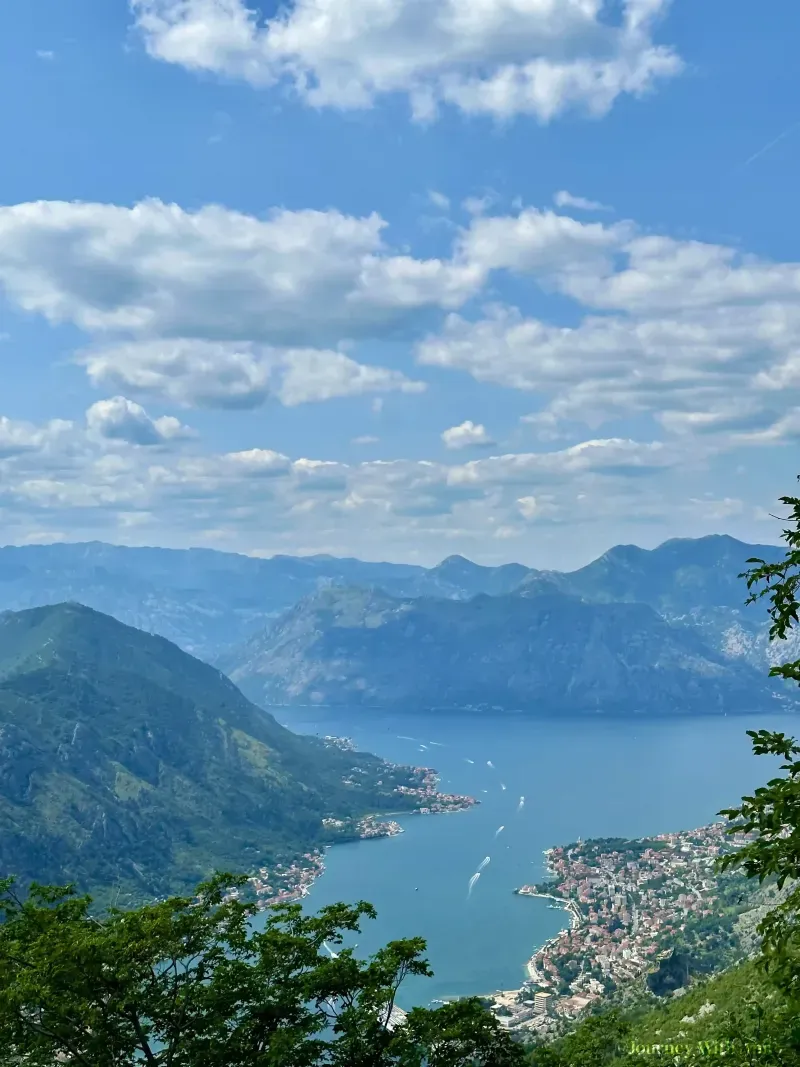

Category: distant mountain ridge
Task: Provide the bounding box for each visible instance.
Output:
[0,533,789,675]
[221,583,788,715]
[0,537,785,661]
[518,535,792,668]
[0,602,438,906]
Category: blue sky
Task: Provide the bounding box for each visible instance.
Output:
[0,0,798,567]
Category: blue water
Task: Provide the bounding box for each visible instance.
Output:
[262,709,798,1009]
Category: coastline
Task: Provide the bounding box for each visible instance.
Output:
[515,883,580,981]
[249,742,477,909]
[491,820,758,1036]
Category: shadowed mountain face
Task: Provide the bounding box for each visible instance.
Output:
[222,585,786,716]
[0,603,430,906]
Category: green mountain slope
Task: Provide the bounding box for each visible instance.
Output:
[223,586,785,714]
[526,958,799,1065]
[0,603,436,906]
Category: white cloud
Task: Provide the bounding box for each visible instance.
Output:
[80,339,423,409]
[352,435,379,445]
[419,205,800,449]
[553,190,611,212]
[462,194,496,217]
[428,190,451,211]
[441,420,494,450]
[0,416,72,458]
[277,349,426,405]
[131,0,682,122]
[80,340,272,409]
[0,408,693,565]
[6,189,800,499]
[225,448,292,477]
[85,396,195,446]
[459,207,630,277]
[36,50,55,61]
[0,199,481,346]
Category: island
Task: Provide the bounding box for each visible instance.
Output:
[485,821,771,1039]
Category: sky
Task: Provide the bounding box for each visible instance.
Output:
[0,0,799,568]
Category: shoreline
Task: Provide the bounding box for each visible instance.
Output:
[272,703,797,719]
[250,749,477,908]
[497,820,757,1034]
[515,886,580,981]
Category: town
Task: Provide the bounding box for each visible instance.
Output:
[486,821,756,1038]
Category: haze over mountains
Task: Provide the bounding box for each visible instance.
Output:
[223,586,783,715]
[0,534,784,657]
[0,533,791,718]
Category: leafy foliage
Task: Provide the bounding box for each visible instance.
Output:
[712,482,800,1002]
[0,872,525,1067]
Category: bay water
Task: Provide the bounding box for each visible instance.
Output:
[264,710,797,1009]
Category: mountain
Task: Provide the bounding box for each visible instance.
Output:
[520,534,781,612]
[418,555,532,598]
[519,535,792,667]
[0,535,788,672]
[0,542,431,660]
[0,602,438,906]
[0,542,533,661]
[223,585,785,715]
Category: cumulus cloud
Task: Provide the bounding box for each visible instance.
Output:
[0,416,72,458]
[0,406,696,564]
[85,397,195,446]
[5,190,800,483]
[79,339,423,409]
[131,0,682,122]
[277,349,425,405]
[553,190,611,212]
[441,420,494,449]
[81,340,272,409]
[419,206,800,449]
[0,199,480,346]
[458,207,630,277]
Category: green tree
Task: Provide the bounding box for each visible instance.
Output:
[0,873,524,1067]
[718,483,800,1002]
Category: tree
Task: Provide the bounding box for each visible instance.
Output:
[0,873,525,1067]
[717,483,800,1002]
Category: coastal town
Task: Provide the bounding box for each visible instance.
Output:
[248,738,477,906]
[486,821,757,1038]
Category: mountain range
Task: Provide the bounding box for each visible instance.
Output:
[0,534,785,661]
[221,584,787,715]
[0,541,490,661]
[0,534,792,718]
[0,602,437,906]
